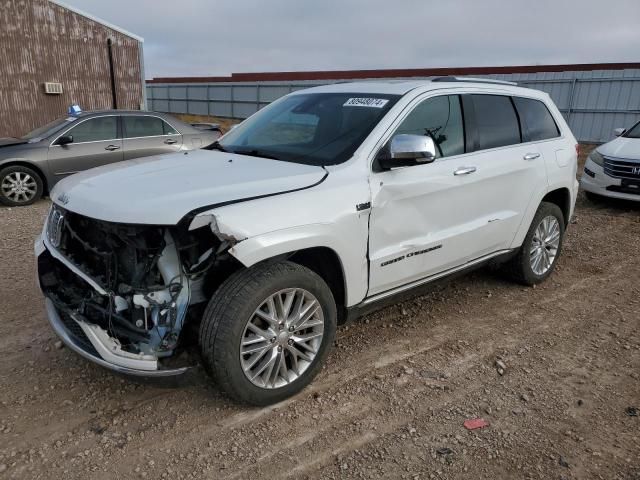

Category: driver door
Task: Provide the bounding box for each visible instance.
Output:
[368,94,483,295]
[47,115,123,179]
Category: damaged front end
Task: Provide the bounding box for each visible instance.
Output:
[37,205,235,375]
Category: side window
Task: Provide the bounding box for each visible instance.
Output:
[163,121,178,135]
[471,95,521,150]
[66,116,118,143]
[395,95,464,158]
[513,97,560,141]
[123,116,165,138]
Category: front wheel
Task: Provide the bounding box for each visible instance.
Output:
[199,261,337,405]
[504,202,565,285]
[0,165,44,206]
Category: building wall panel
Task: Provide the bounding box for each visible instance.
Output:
[0,0,143,138]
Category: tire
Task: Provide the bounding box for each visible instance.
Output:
[199,261,337,405]
[0,165,44,206]
[503,202,565,285]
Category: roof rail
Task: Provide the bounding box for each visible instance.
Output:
[431,76,518,86]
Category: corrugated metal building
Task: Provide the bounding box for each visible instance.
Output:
[0,0,145,138]
[147,63,640,143]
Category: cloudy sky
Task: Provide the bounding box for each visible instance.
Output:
[67,0,640,79]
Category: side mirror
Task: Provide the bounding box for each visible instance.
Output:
[378,134,437,169]
[613,128,625,137]
[57,135,73,146]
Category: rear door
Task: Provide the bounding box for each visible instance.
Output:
[122,115,183,160]
[47,115,123,179]
[458,94,548,253]
[512,95,567,180]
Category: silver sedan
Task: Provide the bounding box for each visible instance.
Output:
[0,111,221,206]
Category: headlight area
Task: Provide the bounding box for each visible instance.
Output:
[38,208,241,372]
[587,150,604,167]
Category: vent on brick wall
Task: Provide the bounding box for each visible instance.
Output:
[44,82,63,95]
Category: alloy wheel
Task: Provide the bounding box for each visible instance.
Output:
[529,215,561,275]
[1,172,38,203]
[240,288,325,389]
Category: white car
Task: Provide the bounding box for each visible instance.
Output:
[580,122,640,201]
[35,78,579,405]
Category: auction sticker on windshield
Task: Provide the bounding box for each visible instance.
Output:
[343,98,389,108]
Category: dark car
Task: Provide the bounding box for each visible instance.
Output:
[0,111,219,206]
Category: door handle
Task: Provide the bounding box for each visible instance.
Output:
[453,166,477,176]
[164,139,177,145]
[104,145,120,151]
[523,152,540,161]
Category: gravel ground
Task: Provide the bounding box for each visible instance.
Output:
[1,150,639,479]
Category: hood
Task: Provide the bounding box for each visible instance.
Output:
[598,136,640,161]
[0,137,27,147]
[52,149,327,225]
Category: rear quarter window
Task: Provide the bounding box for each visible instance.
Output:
[513,97,560,141]
[470,95,521,150]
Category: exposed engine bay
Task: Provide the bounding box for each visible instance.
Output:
[38,205,236,370]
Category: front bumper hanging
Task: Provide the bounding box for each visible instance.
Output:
[35,235,191,378]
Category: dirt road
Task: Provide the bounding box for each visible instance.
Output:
[1,166,639,479]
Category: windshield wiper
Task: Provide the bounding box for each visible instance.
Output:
[233,149,282,161]
[203,140,228,152]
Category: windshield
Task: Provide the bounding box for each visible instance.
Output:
[624,121,640,139]
[216,93,400,165]
[21,116,78,140]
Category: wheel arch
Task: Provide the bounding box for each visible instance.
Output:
[541,187,571,226]
[227,227,356,321]
[287,246,347,323]
[0,159,49,194]
[510,185,573,249]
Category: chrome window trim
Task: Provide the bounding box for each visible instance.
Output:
[49,114,120,147]
[369,89,566,171]
[123,133,180,141]
[50,139,122,147]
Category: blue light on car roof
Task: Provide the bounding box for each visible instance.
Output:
[68,105,82,116]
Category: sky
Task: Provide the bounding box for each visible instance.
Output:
[66,0,640,79]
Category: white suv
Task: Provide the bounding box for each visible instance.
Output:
[35,78,579,405]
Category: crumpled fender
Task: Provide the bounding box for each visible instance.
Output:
[188,169,372,307]
[225,222,368,307]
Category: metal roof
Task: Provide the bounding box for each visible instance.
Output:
[48,0,143,42]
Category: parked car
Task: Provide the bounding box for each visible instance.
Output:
[190,122,223,137]
[0,111,219,206]
[36,78,578,405]
[580,121,640,201]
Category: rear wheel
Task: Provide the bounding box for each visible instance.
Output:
[0,165,43,206]
[504,202,565,285]
[199,261,337,405]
